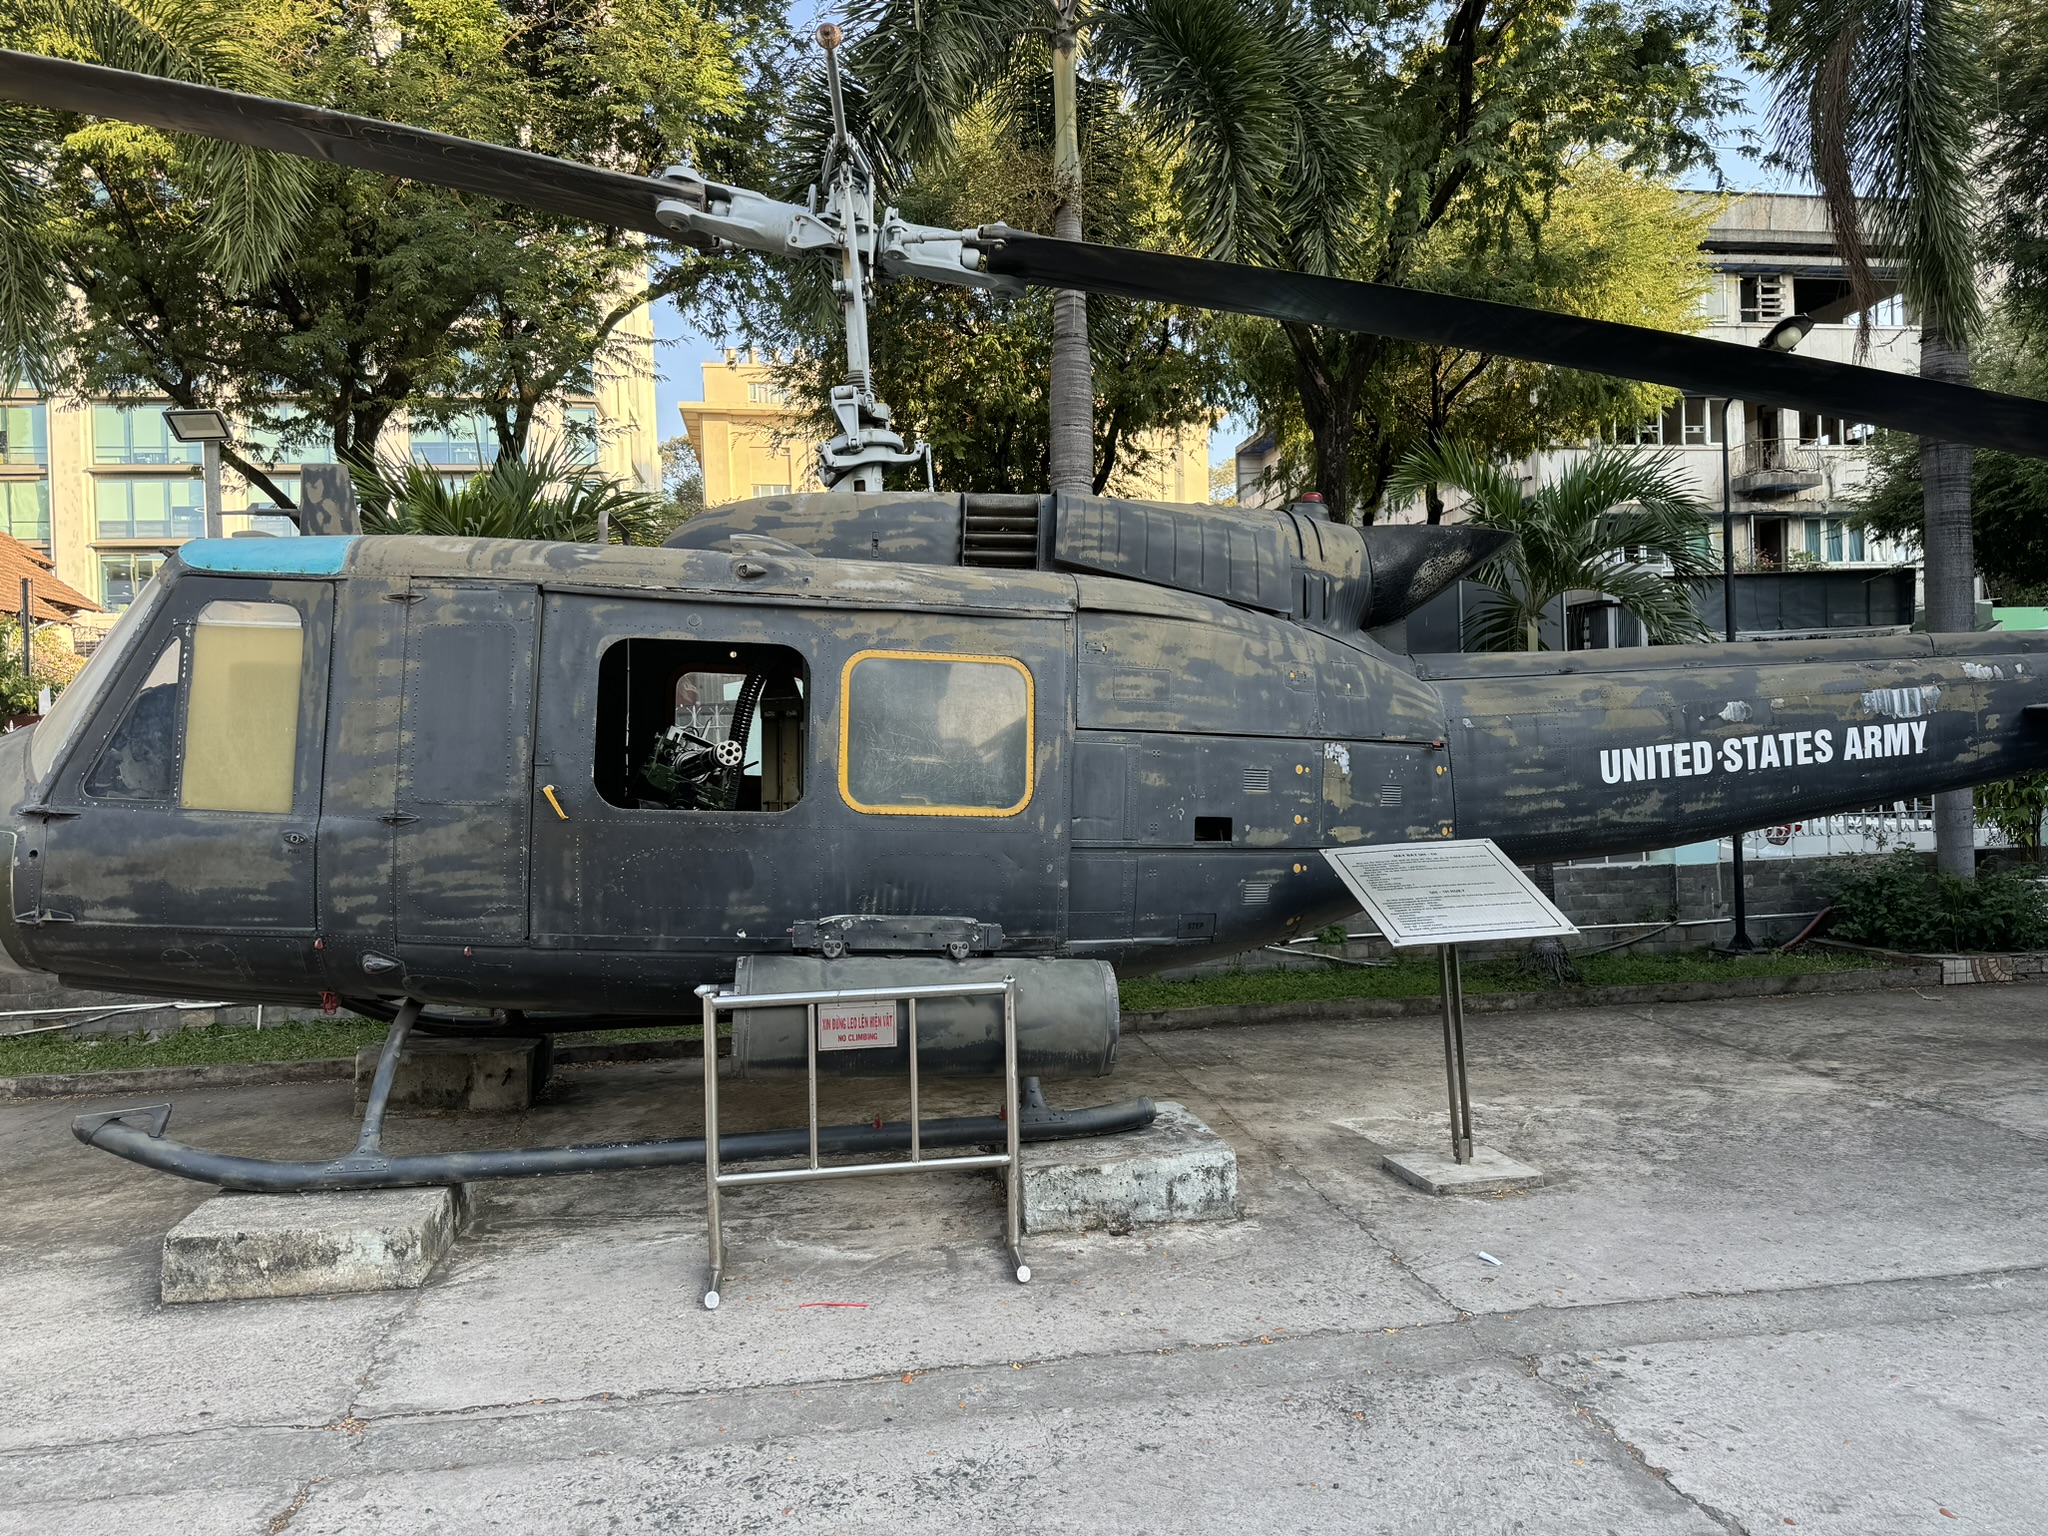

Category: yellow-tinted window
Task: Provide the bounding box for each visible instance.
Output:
[841,652,1032,815]
[180,601,303,812]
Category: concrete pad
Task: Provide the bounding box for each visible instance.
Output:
[282,1358,1723,1536]
[1535,1307,2048,1534]
[1021,1099,1237,1234]
[17,984,2048,1528]
[353,1037,539,1113]
[160,1186,470,1304]
[1379,1145,1546,1196]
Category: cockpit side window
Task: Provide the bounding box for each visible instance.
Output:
[594,639,806,812]
[179,600,304,812]
[79,598,306,813]
[840,651,1034,815]
[28,570,168,784]
[84,638,182,801]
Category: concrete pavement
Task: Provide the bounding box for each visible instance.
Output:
[3,983,2045,1533]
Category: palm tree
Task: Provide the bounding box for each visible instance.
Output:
[1761,0,1984,876]
[351,447,667,545]
[1386,442,1718,653]
[846,0,1092,494]
[844,0,1352,498]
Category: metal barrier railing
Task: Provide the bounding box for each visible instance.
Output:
[695,977,1025,1310]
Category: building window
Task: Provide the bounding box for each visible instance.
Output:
[1,479,49,541]
[1852,294,1907,327]
[95,477,204,540]
[594,638,807,812]
[1798,413,1872,447]
[99,552,170,609]
[1633,396,1723,445]
[840,650,1033,816]
[1,403,47,465]
[750,483,791,497]
[562,404,599,465]
[1739,275,1786,323]
[92,406,201,466]
[1826,520,1844,562]
[1804,519,1823,558]
[747,381,788,406]
[241,474,302,537]
[1848,526,1866,561]
[410,411,499,467]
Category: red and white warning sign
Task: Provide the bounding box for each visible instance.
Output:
[816,1001,899,1051]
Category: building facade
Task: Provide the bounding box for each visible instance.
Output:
[0,306,659,633]
[681,351,1212,507]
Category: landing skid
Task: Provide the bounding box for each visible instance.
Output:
[71,1000,1156,1193]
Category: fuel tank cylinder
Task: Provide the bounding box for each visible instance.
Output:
[728,956,1119,1079]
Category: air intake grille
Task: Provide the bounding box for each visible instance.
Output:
[1378,783,1403,807]
[1242,880,1273,906]
[1243,767,1271,793]
[961,494,1042,567]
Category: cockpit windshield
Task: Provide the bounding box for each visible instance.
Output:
[27,572,172,784]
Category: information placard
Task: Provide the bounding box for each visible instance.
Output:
[1320,840,1578,947]
[816,1000,899,1051]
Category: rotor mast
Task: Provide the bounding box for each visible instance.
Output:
[654,24,1017,494]
[808,24,920,492]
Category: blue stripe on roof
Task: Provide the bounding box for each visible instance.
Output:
[176,536,357,576]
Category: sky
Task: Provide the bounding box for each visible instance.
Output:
[649,63,1788,493]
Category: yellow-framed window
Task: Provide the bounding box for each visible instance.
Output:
[839,650,1034,816]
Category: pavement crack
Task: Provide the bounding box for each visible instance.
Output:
[265,1474,324,1534]
[1530,1359,1751,1535]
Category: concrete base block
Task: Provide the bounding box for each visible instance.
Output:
[161,1187,469,1303]
[354,1036,542,1112]
[1022,1100,1237,1235]
[1380,1145,1546,1196]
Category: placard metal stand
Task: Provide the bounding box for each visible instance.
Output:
[1323,841,1576,1172]
[1438,943,1474,1164]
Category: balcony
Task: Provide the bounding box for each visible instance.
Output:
[1732,440,1825,498]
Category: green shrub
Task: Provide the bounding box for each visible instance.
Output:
[1820,850,2048,953]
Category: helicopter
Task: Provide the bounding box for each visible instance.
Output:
[2,31,2047,1193]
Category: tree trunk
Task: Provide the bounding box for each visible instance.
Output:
[1281,324,1374,520]
[1921,324,1977,880]
[1047,21,1092,497]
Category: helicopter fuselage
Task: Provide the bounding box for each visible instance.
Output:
[2,525,2044,1016]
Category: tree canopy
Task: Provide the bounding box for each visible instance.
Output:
[1232,160,1722,517]
[1146,0,1736,519]
[0,0,757,502]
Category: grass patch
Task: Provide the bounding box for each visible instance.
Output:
[0,948,1889,1075]
[0,1017,391,1078]
[0,1017,702,1079]
[1118,948,1883,1014]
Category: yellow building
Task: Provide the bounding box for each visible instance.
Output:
[678,351,822,505]
[680,352,1213,506]
[0,301,658,633]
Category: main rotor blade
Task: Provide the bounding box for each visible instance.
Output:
[983,232,2048,461]
[0,49,676,237]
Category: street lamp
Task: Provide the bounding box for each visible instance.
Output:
[1717,312,1816,951]
[162,407,231,541]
